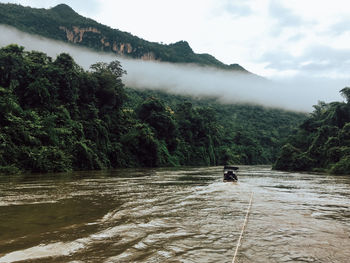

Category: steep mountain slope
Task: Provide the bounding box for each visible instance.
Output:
[0,3,248,72]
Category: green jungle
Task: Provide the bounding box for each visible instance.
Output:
[1,3,349,175]
[0,44,306,174]
[274,88,350,174]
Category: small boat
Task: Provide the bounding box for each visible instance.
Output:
[223,165,238,182]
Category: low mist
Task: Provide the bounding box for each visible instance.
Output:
[0,25,345,112]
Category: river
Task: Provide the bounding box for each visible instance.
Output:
[0,166,349,263]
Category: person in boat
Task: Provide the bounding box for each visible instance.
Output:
[223,165,238,181]
[224,170,237,181]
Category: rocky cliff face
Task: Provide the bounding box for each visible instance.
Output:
[59,26,100,43]
[59,26,155,60]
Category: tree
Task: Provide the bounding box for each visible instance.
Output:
[274,87,350,174]
[121,123,159,167]
[0,44,26,88]
[22,78,51,108]
[52,53,80,106]
[90,61,126,112]
[137,98,177,151]
[340,87,350,103]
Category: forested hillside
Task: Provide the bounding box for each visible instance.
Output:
[125,88,305,165]
[0,3,247,72]
[0,45,306,174]
[274,89,350,174]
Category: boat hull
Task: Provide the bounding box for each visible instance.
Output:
[223,179,238,183]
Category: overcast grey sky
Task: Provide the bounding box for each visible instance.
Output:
[0,0,349,109]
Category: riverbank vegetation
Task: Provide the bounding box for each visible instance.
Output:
[273,88,350,174]
[0,45,306,174]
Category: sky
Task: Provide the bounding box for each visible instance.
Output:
[0,0,350,110]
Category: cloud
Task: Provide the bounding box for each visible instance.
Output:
[268,0,311,36]
[329,18,350,36]
[287,33,304,42]
[260,44,350,78]
[220,0,253,17]
[269,1,303,27]
[0,25,345,112]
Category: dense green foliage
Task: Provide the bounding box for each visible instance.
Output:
[0,45,306,173]
[274,89,350,174]
[125,88,306,166]
[0,3,247,72]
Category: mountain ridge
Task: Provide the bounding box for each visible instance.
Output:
[0,3,249,72]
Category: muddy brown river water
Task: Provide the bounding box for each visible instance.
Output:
[0,166,349,263]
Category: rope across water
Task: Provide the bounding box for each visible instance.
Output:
[232,192,253,263]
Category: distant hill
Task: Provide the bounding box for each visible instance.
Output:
[0,3,249,72]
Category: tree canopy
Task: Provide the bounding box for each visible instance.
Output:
[274,90,350,175]
[0,45,306,174]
